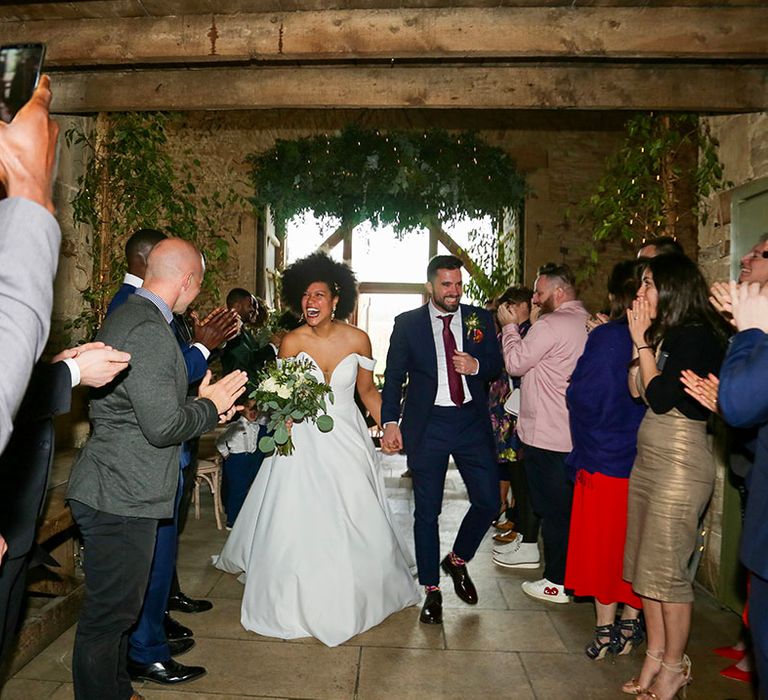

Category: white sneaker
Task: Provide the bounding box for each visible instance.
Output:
[521,577,570,604]
[492,533,540,568]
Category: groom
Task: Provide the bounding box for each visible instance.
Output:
[381,255,502,624]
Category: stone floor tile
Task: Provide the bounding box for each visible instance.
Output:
[207,570,245,599]
[442,609,566,652]
[175,566,226,598]
[543,600,602,653]
[14,626,75,682]
[189,598,261,641]
[46,683,288,699]
[357,647,534,699]
[521,650,640,700]
[131,638,358,699]
[340,607,444,649]
[0,679,62,699]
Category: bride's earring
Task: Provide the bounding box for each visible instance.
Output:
[331,306,337,321]
[299,312,305,322]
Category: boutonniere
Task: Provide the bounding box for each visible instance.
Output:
[465,312,484,343]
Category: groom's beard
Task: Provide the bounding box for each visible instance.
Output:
[432,296,460,313]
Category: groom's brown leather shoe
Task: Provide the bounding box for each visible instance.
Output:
[419,589,443,624]
[441,555,478,605]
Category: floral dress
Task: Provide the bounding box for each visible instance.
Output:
[488,319,531,462]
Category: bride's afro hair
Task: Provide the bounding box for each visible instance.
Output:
[281,251,358,321]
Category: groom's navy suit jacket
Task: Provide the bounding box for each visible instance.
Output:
[381,303,502,453]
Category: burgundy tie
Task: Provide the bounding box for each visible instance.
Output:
[439,315,465,406]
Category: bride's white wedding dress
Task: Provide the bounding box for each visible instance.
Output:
[214,352,420,647]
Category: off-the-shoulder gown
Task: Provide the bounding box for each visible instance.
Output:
[214,352,420,647]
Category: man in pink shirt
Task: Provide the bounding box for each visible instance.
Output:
[497,263,588,604]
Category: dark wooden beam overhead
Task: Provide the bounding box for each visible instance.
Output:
[3,8,766,65]
[49,63,768,113]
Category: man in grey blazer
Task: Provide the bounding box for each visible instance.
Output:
[67,238,248,700]
[0,75,60,455]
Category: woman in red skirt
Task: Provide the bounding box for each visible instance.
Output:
[564,261,647,660]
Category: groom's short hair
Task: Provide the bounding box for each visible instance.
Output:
[427,255,463,282]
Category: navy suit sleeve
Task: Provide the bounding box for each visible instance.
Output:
[181,345,208,384]
[718,329,768,429]
[381,314,410,425]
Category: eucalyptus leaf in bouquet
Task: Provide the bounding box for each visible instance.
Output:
[250,358,334,456]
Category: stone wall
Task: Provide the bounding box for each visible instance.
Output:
[49,108,628,446]
[697,111,768,597]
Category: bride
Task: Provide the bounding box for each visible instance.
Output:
[214,252,420,647]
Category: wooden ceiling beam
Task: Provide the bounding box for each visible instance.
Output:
[3,7,766,66]
[48,63,768,113]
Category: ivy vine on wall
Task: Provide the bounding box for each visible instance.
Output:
[67,112,242,339]
[579,113,730,270]
[247,126,527,301]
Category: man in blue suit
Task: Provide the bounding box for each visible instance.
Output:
[381,255,502,624]
[717,281,768,699]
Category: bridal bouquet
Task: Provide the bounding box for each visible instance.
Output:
[250,358,334,456]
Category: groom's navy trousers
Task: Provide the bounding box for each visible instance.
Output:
[408,403,498,586]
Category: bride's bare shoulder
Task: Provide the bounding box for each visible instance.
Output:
[336,323,372,355]
[278,327,311,357]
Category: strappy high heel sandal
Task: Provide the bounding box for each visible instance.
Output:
[613,617,646,656]
[585,624,615,660]
[622,649,664,695]
[639,655,692,700]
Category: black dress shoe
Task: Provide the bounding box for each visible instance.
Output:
[127,658,206,685]
[419,590,443,624]
[168,637,195,657]
[164,613,193,641]
[441,555,478,605]
[168,592,213,614]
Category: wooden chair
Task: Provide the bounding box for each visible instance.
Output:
[193,457,224,530]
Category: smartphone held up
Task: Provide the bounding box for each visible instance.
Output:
[0,43,45,123]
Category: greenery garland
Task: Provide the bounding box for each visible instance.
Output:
[248,126,526,239]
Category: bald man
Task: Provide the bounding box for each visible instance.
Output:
[67,238,247,700]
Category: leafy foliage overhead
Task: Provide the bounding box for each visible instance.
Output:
[248,126,526,237]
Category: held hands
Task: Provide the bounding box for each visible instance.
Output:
[53,341,131,387]
[452,350,478,376]
[0,76,59,213]
[627,299,652,348]
[730,281,768,333]
[192,307,240,350]
[381,423,403,454]
[680,371,720,414]
[198,369,248,421]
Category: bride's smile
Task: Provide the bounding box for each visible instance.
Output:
[301,282,335,326]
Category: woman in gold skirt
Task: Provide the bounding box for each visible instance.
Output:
[623,253,727,700]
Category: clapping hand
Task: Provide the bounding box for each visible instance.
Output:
[496,302,519,328]
[730,281,768,333]
[680,370,720,414]
[586,313,609,333]
[627,298,652,348]
[198,369,248,422]
[192,307,240,350]
[709,281,734,325]
[53,341,131,387]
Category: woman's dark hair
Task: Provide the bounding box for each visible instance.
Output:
[280,252,358,321]
[496,284,533,310]
[644,253,728,346]
[607,260,642,320]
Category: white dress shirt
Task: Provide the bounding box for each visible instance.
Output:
[428,302,472,407]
